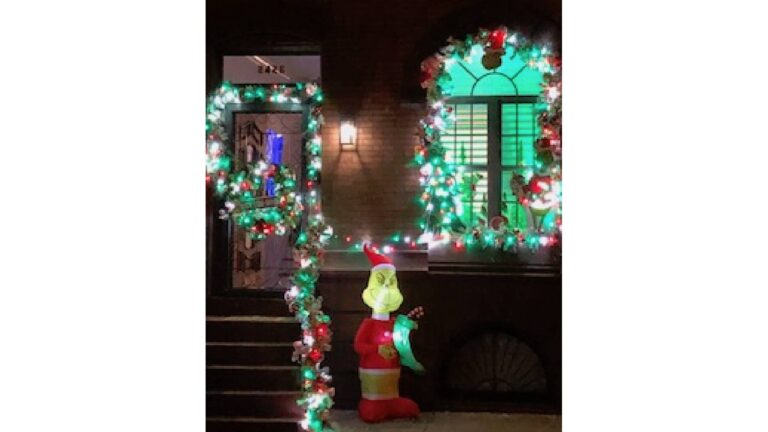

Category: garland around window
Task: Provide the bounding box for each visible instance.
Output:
[416,27,562,252]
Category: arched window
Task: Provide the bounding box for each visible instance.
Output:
[442,46,544,229]
[445,331,547,395]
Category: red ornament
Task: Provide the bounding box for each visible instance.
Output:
[488,28,507,50]
[529,175,551,194]
[316,324,329,338]
[308,348,323,363]
[542,125,559,140]
[240,181,251,191]
[419,70,433,87]
[489,215,509,231]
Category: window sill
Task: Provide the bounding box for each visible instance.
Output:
[426,243,560,276]
[320,244,560,276]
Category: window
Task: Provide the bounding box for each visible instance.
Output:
[501,102,540,229]
[443,103,488,227]
[446,331,547,395]
[443,47,544,229]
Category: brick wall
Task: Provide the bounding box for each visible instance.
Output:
[208,0,561,241]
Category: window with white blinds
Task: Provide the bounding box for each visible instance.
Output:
[444,103,488,227]
[501,103,539,230]
[440,48,545,231]
[443,104,488,166]
[444,101,538,230]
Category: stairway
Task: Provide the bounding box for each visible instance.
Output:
[207,294,302,432]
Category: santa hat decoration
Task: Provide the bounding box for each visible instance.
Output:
[363,243,395,271]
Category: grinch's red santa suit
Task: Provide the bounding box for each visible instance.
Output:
[354,244,423,423]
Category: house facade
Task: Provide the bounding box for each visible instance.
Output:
[206,1,561,430]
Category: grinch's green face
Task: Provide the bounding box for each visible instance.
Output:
[362,268,402,314]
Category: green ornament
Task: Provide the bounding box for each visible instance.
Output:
[297,232,308,245]
[310,419,323,431]
[218,156,231,172]
[536,151,555,167]
[302,367,317,380]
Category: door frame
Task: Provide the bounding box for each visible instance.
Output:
[209,100,310,296]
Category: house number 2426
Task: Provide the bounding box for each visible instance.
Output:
[258,65,286,74]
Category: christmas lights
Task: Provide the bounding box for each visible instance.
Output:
[416,27,562,252]
[206,81,335,432]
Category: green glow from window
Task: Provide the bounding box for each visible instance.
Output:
[459,171,487,228]
[501,103,539,167]
[442,45,546,231]
[443,104,487,165]
[445,45,544,96]
[500,103,540,230]
[502,170,528,229]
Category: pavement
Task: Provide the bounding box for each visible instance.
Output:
[328,410,562,432]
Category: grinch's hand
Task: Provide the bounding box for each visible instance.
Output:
[378,343,397,360]
[407,306,425,320]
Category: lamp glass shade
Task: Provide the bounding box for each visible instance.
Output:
[340,121,357,149]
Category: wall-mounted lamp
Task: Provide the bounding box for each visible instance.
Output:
[340,120,357,151]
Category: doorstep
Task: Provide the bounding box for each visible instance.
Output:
[327,410,562,432]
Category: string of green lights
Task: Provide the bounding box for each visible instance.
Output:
[206,81,336,432]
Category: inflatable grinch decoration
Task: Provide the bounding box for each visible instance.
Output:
[354,244,425,423]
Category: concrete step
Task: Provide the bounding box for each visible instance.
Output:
[207,296,291,317]
[207,365,299,391]
[206,417,300,432]
[207,342,294,366]
[207,316,297,343]
[206,391,303,418]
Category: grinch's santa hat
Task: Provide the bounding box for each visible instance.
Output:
[363,243,395,271]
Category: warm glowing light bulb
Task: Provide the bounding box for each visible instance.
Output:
[547,86,560,100]
[340,121,357,146]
